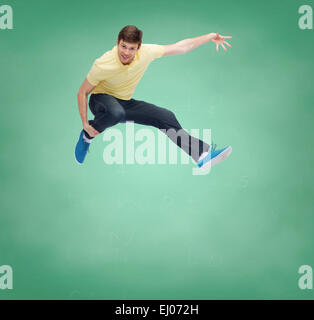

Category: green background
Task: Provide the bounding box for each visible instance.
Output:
[1,0,314,300]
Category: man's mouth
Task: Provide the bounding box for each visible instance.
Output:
[122,54,129,60]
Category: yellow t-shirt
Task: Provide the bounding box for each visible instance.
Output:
[86,44,165,100]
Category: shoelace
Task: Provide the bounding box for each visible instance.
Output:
[210,142,217,152]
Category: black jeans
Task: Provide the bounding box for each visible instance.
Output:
[86,93,210,162]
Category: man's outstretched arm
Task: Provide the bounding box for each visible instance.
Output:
[162,32,232,56]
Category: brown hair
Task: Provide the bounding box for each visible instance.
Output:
[117,25,143,48]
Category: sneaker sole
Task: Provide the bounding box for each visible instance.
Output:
[201,146,232,170]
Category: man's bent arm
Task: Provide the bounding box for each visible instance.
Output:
[162,33,218,56]
[77,78,99,137]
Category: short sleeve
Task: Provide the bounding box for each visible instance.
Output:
[143,44,165,61]
[86,63,104,86]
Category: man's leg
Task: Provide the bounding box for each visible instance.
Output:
[123,99,210,162]
[75,93,126,164]
[85,93,126,139]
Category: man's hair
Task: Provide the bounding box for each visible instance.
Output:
[117,25,143,48]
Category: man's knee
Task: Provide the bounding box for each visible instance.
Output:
[110,108,126,123]
[158,109,181,129]
[162,108,176,119]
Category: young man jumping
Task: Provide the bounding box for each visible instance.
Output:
[75,25,232,170]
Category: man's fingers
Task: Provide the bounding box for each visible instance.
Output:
[86,126,99,137]
[223,36,232,39]
[221,43,227,51]
[89,125,99,135]
[224,40,232,48]
[88,130,95,137]
[216,43,219,52]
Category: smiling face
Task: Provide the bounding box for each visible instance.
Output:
[117,39,140,65]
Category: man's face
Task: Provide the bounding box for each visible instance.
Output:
[117,39,140,65]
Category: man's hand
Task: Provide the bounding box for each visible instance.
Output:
[83,123,100,138]
[210,33,232,52]
[162,32,232,56]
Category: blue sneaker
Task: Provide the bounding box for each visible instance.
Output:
[197,144,232,170]
[75,130,91,164]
